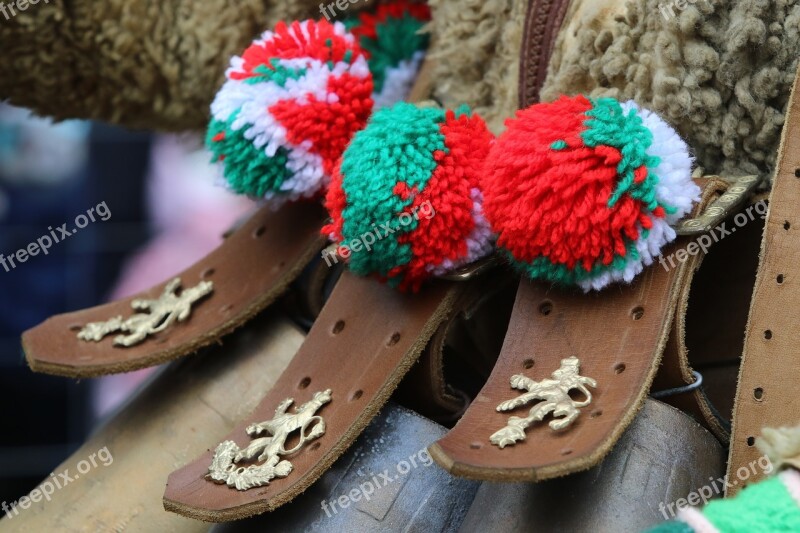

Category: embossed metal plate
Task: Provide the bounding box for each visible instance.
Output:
[675,175,760,236]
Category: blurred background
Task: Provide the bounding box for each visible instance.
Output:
[0,104,253,508]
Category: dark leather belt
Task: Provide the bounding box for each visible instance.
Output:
[163,273,487,520]
[519,0,572,108]
[429,178,741,481]
[22,202,327,377]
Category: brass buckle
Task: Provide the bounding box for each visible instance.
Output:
[437,253,501,282]
[675,175,761,236]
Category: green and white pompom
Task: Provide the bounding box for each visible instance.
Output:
[206,19,374,206]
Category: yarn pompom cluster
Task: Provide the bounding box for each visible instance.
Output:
[346,1,431,108]
[207,20,374,205]
[482,95,700,291]
[323,102,495,292]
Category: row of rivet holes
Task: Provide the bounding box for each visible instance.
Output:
[746,172,795,449]
[291,318,404,415]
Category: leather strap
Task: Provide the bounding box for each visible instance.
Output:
[459,399,725,532]
[519,0,571,108]
[224,403,481,531]
[429,179,726,482]
[7,311,303,532]
[395,274,517,425]
[163,272,474,521]
[23,202,327,377]
[653,198,763,443]
[20,45,441,380]
[728,66,800,493]
[282,257,344,330]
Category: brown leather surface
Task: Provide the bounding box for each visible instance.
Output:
[396,274,517,425]
[163,272,467,521]
[429,180,725,482]
[654,208,762,443]
[23,202,327,377]
[519,0,571,108]
[729,67,800,493]
[281,256,344,329]
[653,250,714,430]
[397,316,467,422]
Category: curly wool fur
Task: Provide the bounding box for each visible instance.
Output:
[542,0,800,183]
[0,0,321,131]
[3,0,799,188]
[0,0,524,134]
[427,0,527,134]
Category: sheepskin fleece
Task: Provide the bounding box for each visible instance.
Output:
[428,0,526,134]
[4,0,800,180]
[0,0,320,131]
[0,0,527,133]
[542,0,800,182]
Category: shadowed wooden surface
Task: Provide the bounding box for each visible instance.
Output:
[4,311,303,532]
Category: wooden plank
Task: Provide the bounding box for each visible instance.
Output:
[6,311,303,532]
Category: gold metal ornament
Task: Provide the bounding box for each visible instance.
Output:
[77,277,214,347]
[675,174,760,236]
[490,357,597,449]
[207,389,332,491]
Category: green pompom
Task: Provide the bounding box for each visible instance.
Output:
[206,114,294,197]
[338,103,446,282]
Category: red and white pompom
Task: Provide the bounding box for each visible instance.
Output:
[482,95,700,291]
[348,0,431,108]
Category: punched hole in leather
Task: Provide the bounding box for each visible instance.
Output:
[429,178,730,482]
[163,272,481,521]
[22,202,328,377]
[728,66,800,494]
[459,399,725,532]
[162,54,462,520]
